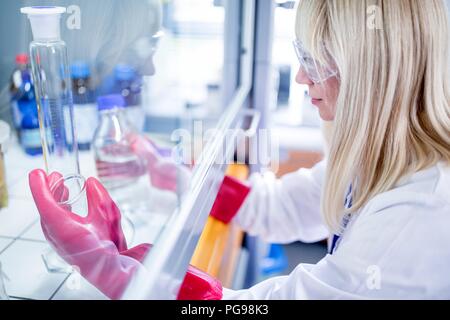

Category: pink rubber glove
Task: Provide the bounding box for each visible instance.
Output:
[130,134,191,193]
[121,243,223,300]
[29,169,222,300]
[178,265,223,300]
[210,176,251,224]
[30,169,149,300]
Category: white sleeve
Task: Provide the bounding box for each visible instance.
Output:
[235,160,329,243]
[222,261,364,300]
[224,193,450,300]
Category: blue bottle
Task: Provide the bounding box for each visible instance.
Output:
[20,106,42,156]
[113,64,145,132]
[71,62,98,150]
[9,54,42,155]
[9,56,34,130]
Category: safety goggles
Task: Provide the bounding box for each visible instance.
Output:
[292,39,338,83]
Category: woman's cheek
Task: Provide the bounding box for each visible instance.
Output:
[324,78,340,119]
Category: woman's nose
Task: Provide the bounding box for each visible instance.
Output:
[295,67,313,85]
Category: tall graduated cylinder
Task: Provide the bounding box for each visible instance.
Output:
[21,7,80,177]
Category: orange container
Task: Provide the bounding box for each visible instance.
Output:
[190,164,249,277]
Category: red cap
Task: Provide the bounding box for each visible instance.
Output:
[16,54,29,65]
[209,175,251,224]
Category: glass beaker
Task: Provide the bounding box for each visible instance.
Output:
[50,174,135,243]
[41,174,134,273]
[41,174,87,274]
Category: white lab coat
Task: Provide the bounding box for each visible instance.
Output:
[223,161,450,299]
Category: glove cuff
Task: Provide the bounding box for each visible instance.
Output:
[209,175,251,224]
[178,265,223,300]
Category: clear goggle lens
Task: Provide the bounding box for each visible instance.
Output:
[293,39,338,83]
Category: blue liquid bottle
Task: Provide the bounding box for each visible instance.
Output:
[10,54,30,134]
[21,107,42,156]
[9,54,42,155]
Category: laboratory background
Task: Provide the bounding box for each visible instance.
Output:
[0,0,447,301]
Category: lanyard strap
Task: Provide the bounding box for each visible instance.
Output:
[329,185,353,254]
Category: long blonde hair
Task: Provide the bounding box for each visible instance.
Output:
[296,0,450,232]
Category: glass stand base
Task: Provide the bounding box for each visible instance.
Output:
[0,262,8,300]
[121,215,135,246]
[41,247,73,274]
[41,216,135,275]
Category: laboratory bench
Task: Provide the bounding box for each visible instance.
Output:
[0,120,325,300]
[0,141,109,300]
[0,0,333,300]
[0,130,250,300]
[1,138,194,300]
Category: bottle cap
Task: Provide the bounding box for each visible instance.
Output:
[97,95,126,111]
[21,6,66,41]
[15,54,29,65]
[70,62,91,79]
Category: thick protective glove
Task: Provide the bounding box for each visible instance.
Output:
[29,169,222,300]
[30,169,149,299]
[178,265,223,300]
[119,243,223,300]
[209,175,251,223]
[130,134,192,193]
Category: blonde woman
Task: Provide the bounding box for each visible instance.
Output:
[29,0,449,299]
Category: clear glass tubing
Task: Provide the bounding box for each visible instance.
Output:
[42,174,134,274]
[49,174,135,243]
[22,6,80,178]
[42,174,88,274]
[50,174,88,217]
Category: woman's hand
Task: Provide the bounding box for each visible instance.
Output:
[130,134,192,193]
[30,169,150,299]
[29,169,222,300]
